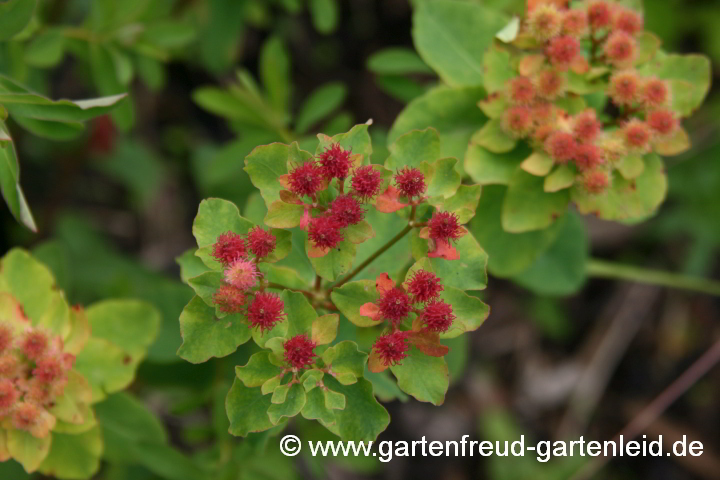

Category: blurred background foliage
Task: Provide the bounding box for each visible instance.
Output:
[1,0,719,479]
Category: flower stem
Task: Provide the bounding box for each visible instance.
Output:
[587,259,720,296]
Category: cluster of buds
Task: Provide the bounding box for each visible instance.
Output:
[211,229,287,332]
[362,271,455,369]
[282,334,317,370]
[493,0,681,194]
[0,320,75,438]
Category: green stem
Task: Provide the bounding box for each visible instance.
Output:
[587,259,720,296]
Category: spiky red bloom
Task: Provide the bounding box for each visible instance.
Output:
[582,170,610,194]
[623,120,652,150]
[212,232,247,266]
[423,300,455,333]
[405,269,444,304]
[32,357,65,384]
[545,131,578,163]
[212,285,247,314]
[247,227,276,258]
[350,165,384,201]
[0,325,12,353]
[527,4,562,42]
[502,106,534,138]
[428,211,464,243]
[0,379,19,413]
[308,216,345,250]
[508,76,536,105]
[317,143,352,180]
[546,36,580,70]
[394,168,426,199]
[372,331,410,367]
[574,144,604,171]
[614,8,643,35]
[573,110,602,143]
[247,292,286,332]
[0,354,18,377]
[642,78,670,107]
[535,70,566,99]
[224,258,259,291]
[609,71,640,106]
[21,331,48,361]
[287,161,325,197]
[604,31,636,66]
[283,334,317,370]
[329,194,365,227]
[377,287,413,324]
[11,402,41,431]
[647,109,678,136]
[587,1,612,29]
[562,9,587,36]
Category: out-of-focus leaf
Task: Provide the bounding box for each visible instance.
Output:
[295,82,347,134]
[0,0,36,41]
[0,124,35,231]
[260,36,291,115]
[367,48,433,75]
[309,0,339,34]
[24,29,65,67]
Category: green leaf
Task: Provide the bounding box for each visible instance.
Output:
[24,29,65,68]
[330,280,382,327]
[312,314,339,345]
[483,46,515,93]
[512,212,589,295]
[176,249,211,284]
[73,338,137,403]
[322,341,367,382]
[616,154,645,179]
[422,157,461,198]
[267,383,306,424]
[324,389,346,409]
[571,154,667,221]
[263,200,305,229]
[469,186,563,277]
[634,31,662,65]
[177,296,252,364]
[316,124,372,161]
[322,377,389,442]
[412,0,508,87]
[309,0,339,34]
[385,128,440,171]
[295,82,347,134]
[0,0,36,41]
[478,93,509,119]
[88,44,133,130]
[544,164,576,192]
[471,119,517,154]
[226,378,276,436]
[301,387,336,426]
[520,152,554,176]
[428,184,482,224]
[344,220,375,245]
[38,427,102,479]
[496,16,520,43]
[638,53,711,117]
[6,429,51,473]
[85,299,160,358]
[282,290,316,337]
[438,286,489,339]
[391,347,449,405]
[389,85,488,164]
[260,36,291,115]
[307,237,356,282]
[367,48,432,75]
[502,168,569,233]
[236,351,285,387]
[653,127,691,156]
[193,197,254,248]
[0,131,36,230]
[245,143,309,206]
[464,143,529,186]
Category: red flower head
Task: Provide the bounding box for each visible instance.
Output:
[283,334,317,370]
[405,269,444,304]
[587,1,612,30]
[614,8,643,35]
[247,292,286,332]
[527,4,562,42]
[32,357,65,384]
[224,258,259,291]
[308,216,345,251]
[508,76,536,105]
[608,71,640,107]
[642,78,670,108]
[623,119,652,151]
[562,9,588,36]
[423,300,455,333]
[535,70,566,100]
[247,227,276,258]
[11,402,42,431]
[372,331,410,367]
[0,324,12,353]
[546,35,580,70]
[604,31,636,67]
[212,285,247,314]
[394,167,426,199]
[329,194,365,227]
[502,106,534,138]
[21,331,48,361]
[0,379,19,413]
[582,169,611,194]
[377,287,413,325]
[545,131,578,163]
[287,161,325,197]
[211,232,247,266]
[574,143,605,171]
[428,211,464,244]
[572,110,602,143]
[0,354,18,378]
[647,109,678,136]
[317,143,352,180]
[351,165,384,201]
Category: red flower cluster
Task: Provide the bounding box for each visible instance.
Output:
[247,292,286,332]
[372,331,410,367]
[247,227,277,258]
[405,269,444,304]
[211,232,246,266]
[317,143,353,180]
[394,167,427,199]
[351,165,384,201]
[287,161,325,198]
[283,334,317,370]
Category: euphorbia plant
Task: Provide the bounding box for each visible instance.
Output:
[177,124,490,441]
